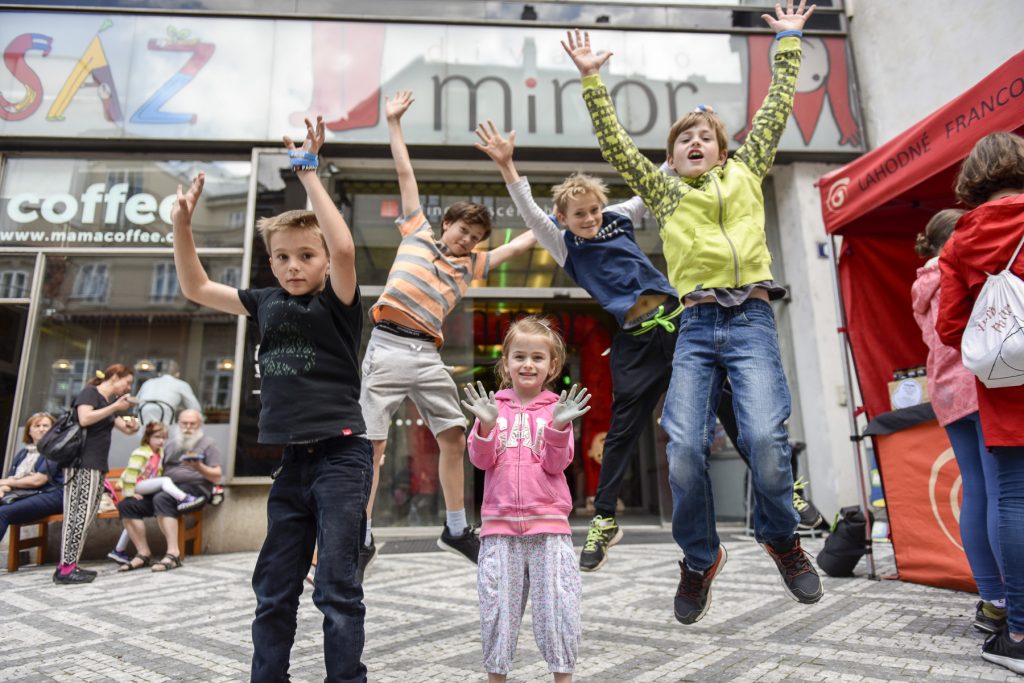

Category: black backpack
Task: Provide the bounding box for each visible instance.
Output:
[37,409,88,468]
[816,505,873,577]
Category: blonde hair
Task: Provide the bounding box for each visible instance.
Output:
[551,172,609,215]
[914,209,965,258]
[666,110,729,164]
[495,316,567,390]
[955,132,1024,208]
[256,210,327,253]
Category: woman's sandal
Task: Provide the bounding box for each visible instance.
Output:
[151,554,182,572]
[117,554,151,572]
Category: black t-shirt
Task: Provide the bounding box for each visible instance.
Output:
[75,385,115,471]
[238,280,365,444]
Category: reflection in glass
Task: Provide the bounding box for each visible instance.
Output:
[0,255,35,298]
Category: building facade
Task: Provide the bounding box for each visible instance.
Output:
[0,0,878,552]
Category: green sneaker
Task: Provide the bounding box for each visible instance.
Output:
[793,478,827,531]
[580,515,623,572]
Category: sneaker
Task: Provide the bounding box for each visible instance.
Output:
[437,525,480,564]
[177,494,207,513]
[975,600,1008,634]
[107,549,131,564]
[762,535,824,604]
[793,478,827,531]
[674,546,728,625]
[579,515,623,572]
[982,629,1024,675]
[357,535,377,584]
[52,566,97,585]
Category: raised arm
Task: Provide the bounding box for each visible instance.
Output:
[733,0,812,178]
[172,173,248,316]
[561,31,676,225]
[475,120,568,266]
[284,116,357,305]
[386,91,421,219]
[488,229,537,268]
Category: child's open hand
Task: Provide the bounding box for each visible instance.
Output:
[171,172,204,229]
[283,115,326,156]
[474,120,516,166]
[761,0,816,33]
[561,30,612,77]
[552,384,592,430]
[461,381,499,429]
[385,91,414,122]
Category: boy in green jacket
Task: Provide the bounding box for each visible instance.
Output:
[562,0,822,625]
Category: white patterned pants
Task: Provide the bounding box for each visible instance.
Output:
[60,468,104,566]
[477,534,582,675]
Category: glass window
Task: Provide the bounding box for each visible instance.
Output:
[0,158,251,249]
[19,254,240,471]
[150,262,181,303]
[0,269,30,298]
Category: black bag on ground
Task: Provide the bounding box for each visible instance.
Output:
[37,409,87,467]
[816,505,873,577]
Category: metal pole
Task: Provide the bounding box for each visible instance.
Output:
[827,234,877,579]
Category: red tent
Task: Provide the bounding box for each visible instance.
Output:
[816,50,1024,587]
[819,49,1024,420]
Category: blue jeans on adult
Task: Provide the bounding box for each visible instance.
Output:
[993,447,1024,634]
[0,489,63,541]
[944,412,1004,601]
[662,299,798,571]
[251,435,373,683]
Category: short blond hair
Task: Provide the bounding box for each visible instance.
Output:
[551,172,609,214]
[495,316,567,390]
[256,210,327,253]
[666,111,729,162]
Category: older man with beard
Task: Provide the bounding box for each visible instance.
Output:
[116,409,222,572]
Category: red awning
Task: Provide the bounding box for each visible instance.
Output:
[819,50,1024,235]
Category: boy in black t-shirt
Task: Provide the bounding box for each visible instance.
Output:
[172,117,372,682]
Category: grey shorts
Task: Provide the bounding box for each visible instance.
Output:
[359,327,467,441]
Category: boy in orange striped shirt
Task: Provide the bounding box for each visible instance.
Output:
[357,91,535,577]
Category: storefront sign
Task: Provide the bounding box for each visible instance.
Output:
[0,11,864,153]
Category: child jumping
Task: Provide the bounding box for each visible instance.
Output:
[562,0,822,625]
[358,91,536,575]
[108,421,204,567]
[463,316,589,682]
[936,131,1024,675]
[173,116,372,681]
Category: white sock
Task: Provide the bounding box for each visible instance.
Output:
[115,531,129,553]
[992,598,1007,609]
[364,519,373,548]
[446,509,467,536]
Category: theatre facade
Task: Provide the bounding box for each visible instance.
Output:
[0,3,863,551]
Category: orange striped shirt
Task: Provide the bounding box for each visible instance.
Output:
[371,209,489,345]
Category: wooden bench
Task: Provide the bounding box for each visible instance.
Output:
[6,468,204,573]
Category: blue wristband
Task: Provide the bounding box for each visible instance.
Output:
[775,30,803,40]
[288,150,319,171]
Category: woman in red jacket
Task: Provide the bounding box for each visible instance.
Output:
[937,131,1024,675]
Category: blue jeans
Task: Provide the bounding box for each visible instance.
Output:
[993,447,1024,633]
[251,435,373,683]
[0,489,63,541]
[662,299,798,571]
[944,413,1004,600]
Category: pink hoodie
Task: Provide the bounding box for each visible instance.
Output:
[467,389,574,537]
[911,257,979,427]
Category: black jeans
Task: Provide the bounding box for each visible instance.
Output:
[250,435,373,683]
[593,325,744,518]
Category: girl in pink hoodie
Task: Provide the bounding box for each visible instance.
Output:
[463,316,591,683]
[912,208,1005,634]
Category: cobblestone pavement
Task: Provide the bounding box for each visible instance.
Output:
[0,530,1015,682]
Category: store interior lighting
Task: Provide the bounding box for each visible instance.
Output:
[134,359,156,372]
[217,358,235,371]
[51,358,72,371]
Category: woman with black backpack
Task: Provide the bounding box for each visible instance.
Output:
[53,363,139,585]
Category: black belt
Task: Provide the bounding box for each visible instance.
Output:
[375,320,436,342]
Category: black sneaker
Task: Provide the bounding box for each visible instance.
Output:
[793,478,827,531]
[357,535,377,584]
[975,600,1008,634]
[982,629,1024,675]
[674,546,728,625]
[580,515,623,572]
[437,525,480,564]
[52,566,97,585]
[763,535,823,604]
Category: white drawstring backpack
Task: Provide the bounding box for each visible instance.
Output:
[961,234,1024,388]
